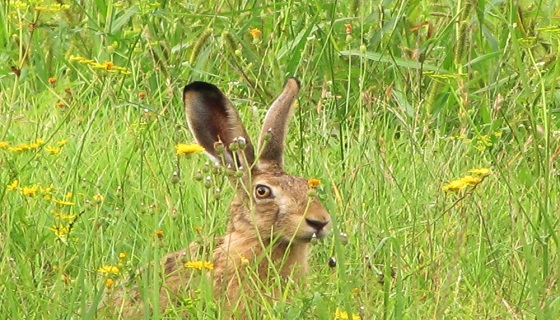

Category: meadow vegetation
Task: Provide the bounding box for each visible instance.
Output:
[1,0,559,318]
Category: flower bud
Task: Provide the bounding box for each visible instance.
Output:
[203,176,212,189]
[194,170,204,181]
[171,171,180,184]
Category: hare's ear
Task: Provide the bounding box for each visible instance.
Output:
[257,78,300,171]
[184,82,255,169]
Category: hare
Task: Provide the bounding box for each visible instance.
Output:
[100,78,330,318]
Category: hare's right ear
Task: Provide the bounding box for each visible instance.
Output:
[183,82,255,169]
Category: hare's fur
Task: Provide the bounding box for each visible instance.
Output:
[99,78,330,317]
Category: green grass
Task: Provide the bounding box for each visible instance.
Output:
[1,0,559,318]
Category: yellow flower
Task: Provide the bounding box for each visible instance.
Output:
[240,256,249,267]
[119,252,126,259]
[442,175,482,192]
[7,180,19,190]
[468,168,491,176]
[93,194,105,202]
[442,178,466,191]
[21,185,39,196]
[154,229,164,239]
[308,178,321,188]
[185,260,214,270]
[50,225,69,239]
[40,185,54,194]
[45,145,61,155]
[8,146,25,152]
[175,143,205,155]
[28,142,41,150]
[249,28,261,38]
[98,265,120,275]
[0,141,9,148]
[461,175,482,186]
[105,278,115,289]
[102,61,114,70]
[57,140,67,146]
[334,308,361,320]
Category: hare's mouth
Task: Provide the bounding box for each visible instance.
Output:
[298,229,329,242]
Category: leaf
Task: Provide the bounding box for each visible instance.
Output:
[110,6,139,35]
[340,50,449,73]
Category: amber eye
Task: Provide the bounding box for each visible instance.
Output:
[254,185,272,199]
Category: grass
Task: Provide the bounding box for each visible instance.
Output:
[1,0,559,318]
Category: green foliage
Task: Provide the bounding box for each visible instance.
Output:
[1,0,559,318]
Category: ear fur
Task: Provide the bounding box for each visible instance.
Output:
[183,82,255,169]
[257,78,300,171]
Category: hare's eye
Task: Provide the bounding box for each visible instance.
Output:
[254,185,272,199]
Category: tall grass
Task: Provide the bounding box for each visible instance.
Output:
[1,0,558,318]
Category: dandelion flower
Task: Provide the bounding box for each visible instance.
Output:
[308,178,321,188]
[21,185,39,196]
[334,308,361,320]
[185,260,214,270]
[93,194,105,202]
[442,175,482,192]
[45,145,61,155]
[28,142,41,150]
[50,225,69,239]
[8,146,24,152]
[249,28,261,38]
[0,141,9,148]
[105,278,115,289]
[119,252,127,259]
[176,143,205,155]
[460,175,482,186]
[98,265,120,275]
[102,61,114,70]
[57,140,67,146]
[7,180,19,190]
[154,229,164,239]
[441,178,467,191]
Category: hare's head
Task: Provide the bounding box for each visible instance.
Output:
[183,78,330,243]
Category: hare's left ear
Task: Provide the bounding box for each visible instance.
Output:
[184,82,255,170]
[256,78,300,171]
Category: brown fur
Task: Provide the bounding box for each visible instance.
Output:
[98,79,330,318]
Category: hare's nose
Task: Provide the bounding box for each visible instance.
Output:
[305,218,329,231]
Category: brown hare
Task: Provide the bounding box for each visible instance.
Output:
[100,78,331,318]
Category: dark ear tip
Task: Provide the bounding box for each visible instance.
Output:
[183,81,220,95]
[286,77,301,89]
